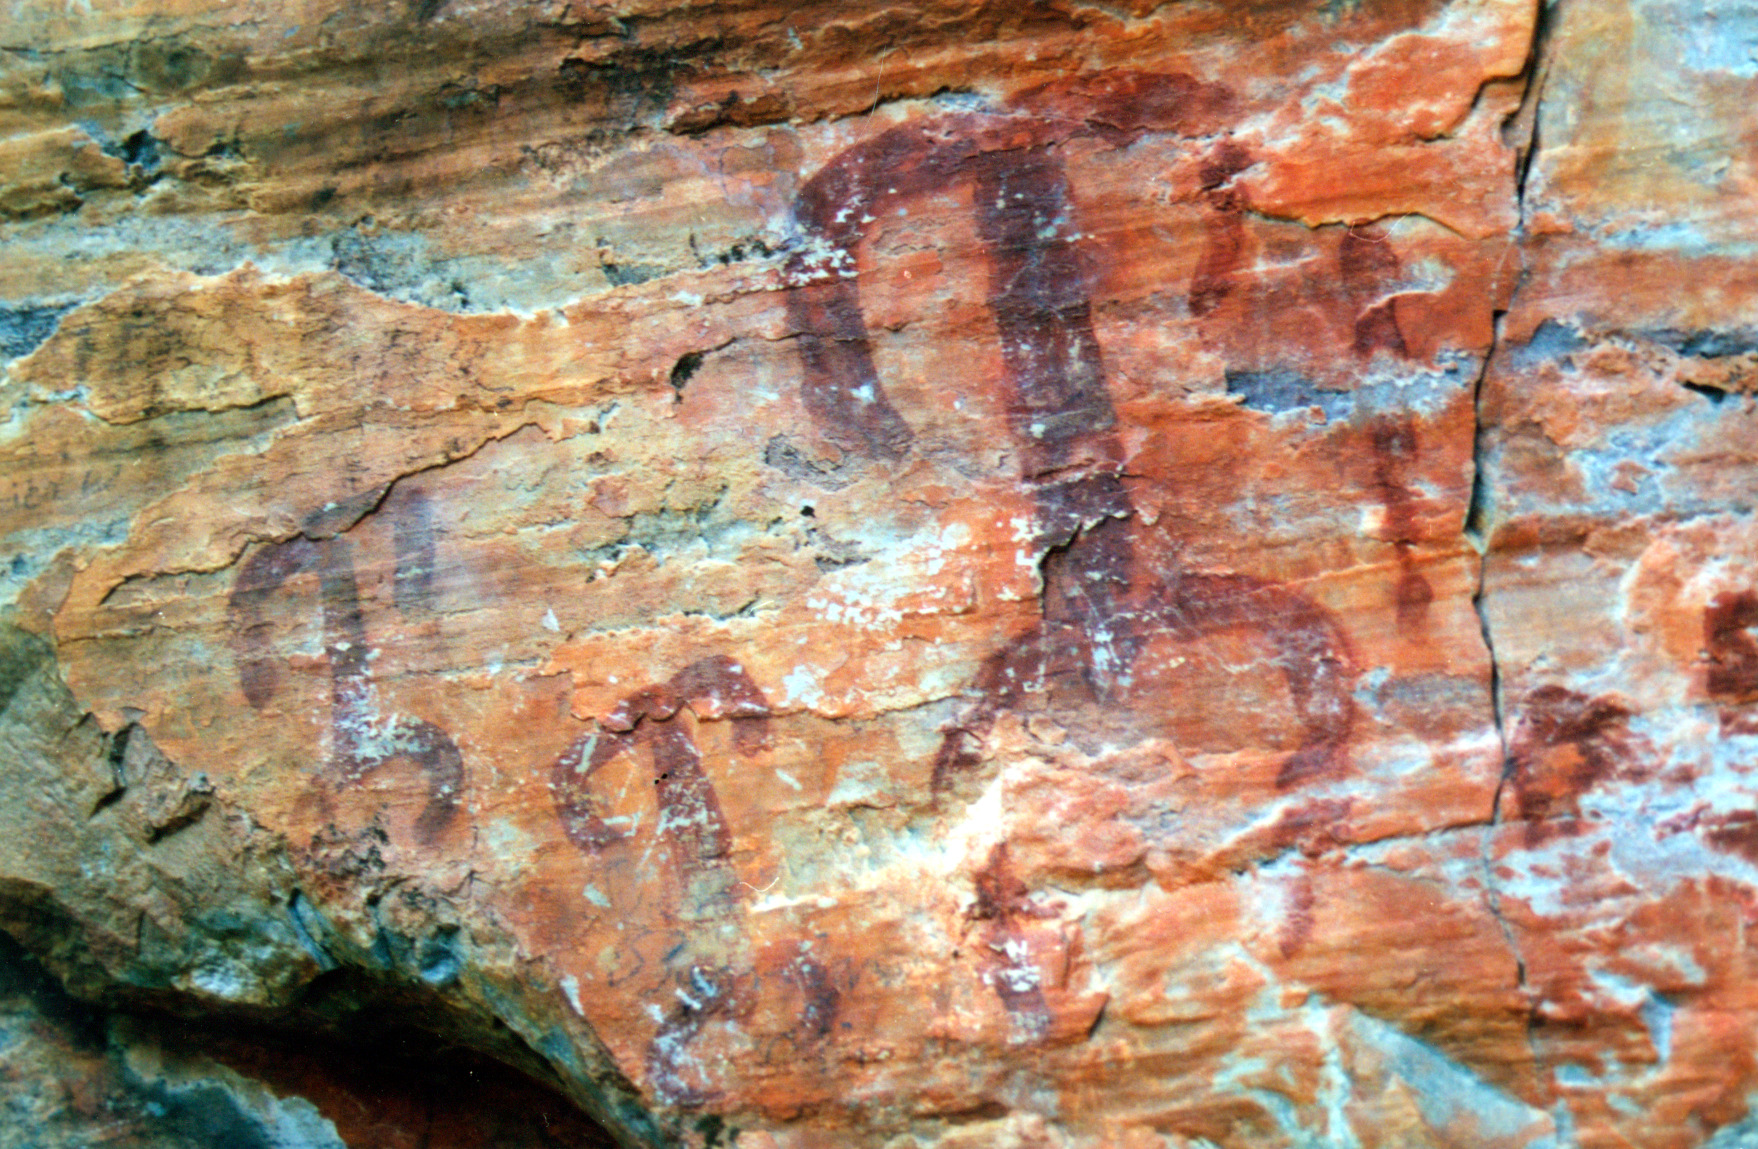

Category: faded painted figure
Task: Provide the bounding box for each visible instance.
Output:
[551,655,768,912]
[228,492,463,841]
[784,71,1358,798]
[548,657,839,1105]
[545,70,1364,1081]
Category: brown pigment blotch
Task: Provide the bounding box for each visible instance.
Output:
[1706,590,1758,704]
[1508,686,1633,841]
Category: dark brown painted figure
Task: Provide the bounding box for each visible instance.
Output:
[550,655,768,911]
[547,658,838,1105]
[778,73,1360,1044]
[784,72,1358,806]
[228,500,462,841]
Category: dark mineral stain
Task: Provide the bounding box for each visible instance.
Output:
[697,1114,731,1148]
[130,41,224,92]
[554,39,720,129]
[601,260,665,287]
[55,50,141,106]
[555,57,593,101]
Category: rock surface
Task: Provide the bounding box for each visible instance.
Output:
[0,929,617,1148]
[2,0,1757,1145]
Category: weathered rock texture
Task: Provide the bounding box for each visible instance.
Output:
[3,0,1757,1145]
[0,929,617,1149]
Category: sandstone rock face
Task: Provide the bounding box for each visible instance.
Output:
[3,0,1756,1145]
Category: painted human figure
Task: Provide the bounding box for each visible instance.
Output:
[228,493,463,841]
[784,71,1358,798]
[548,657,837,1105]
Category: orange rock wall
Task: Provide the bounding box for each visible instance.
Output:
[3,0,1758,1146]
